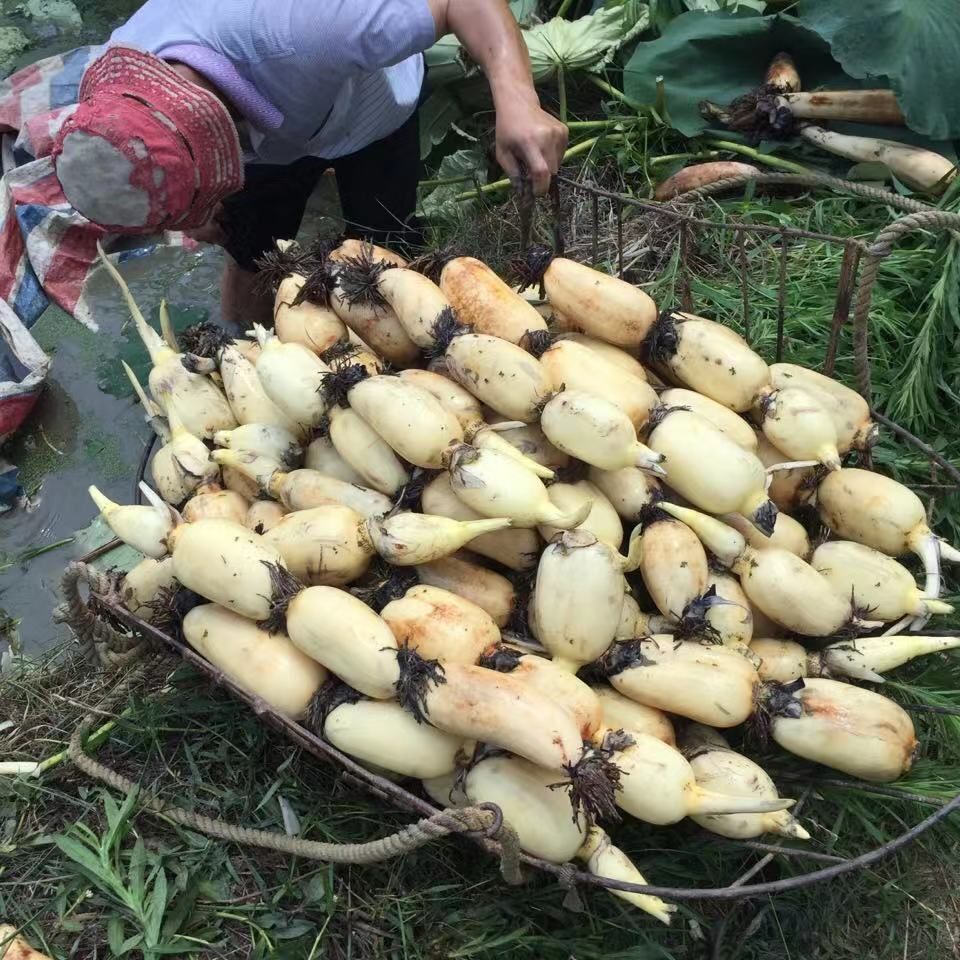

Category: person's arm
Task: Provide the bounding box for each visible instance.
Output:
[429,0,567,194]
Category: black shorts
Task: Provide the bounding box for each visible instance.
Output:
[218,105,422,271]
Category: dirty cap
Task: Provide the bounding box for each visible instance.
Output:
[51,45,243,233]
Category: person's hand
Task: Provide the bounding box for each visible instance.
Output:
[495,97,568,195]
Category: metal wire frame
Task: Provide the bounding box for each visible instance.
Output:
[78,173,960,905]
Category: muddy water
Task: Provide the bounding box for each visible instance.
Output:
[1,245,225,653]
[0,3,159,654]
[0,179,340,652]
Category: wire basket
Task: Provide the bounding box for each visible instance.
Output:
[78,171,960,906]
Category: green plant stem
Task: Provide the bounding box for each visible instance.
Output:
[649,151,721,167]
[564,133,624,160]
[557,65,568,124]
[34,713,125,776]
[706,139,811,174]
[452,134,625,202]
[0,537,75,574]
[556,0,575,17]
[587,75,647,113]
[654,75,667,119]
[419,175,475,189]
[566,119,629,131]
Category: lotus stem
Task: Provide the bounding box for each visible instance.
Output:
[587,75,647,113]
[649,151,721,167]
[706,140,811,174]
[557,65,568,124]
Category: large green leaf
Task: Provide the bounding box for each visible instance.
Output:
[425,0,536,87]
[799,0,960,140]
[420,149,487,221]
[622,11,847,135]
[647,0,692,33]
[645,0,768,34]
[509,0,539,24]
[425,32,476,86]
[419,88,466,159]
[426,3,649,90]
[525,4,650,82]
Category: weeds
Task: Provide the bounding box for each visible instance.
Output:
[52,791,177,958]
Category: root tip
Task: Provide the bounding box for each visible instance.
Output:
[750,499,779,538]
[642,311,680,364]
[395,646,446,723]
[566,750,622,824]
[260,561,303,634]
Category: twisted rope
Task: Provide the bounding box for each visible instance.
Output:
[676,171,940,215]
[68,710,522,880]
[53,562,152,668]
[555,862,585,911]
[850,209,960,402]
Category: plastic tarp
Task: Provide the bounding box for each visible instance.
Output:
[0,296,48,447]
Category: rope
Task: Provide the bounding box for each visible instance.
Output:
[865,208,960,256]
[68,711,523,881]
[54,563,525,881]
[849,208,960,402]
[555,862,585,912]
[53,562,153,668]
[677,171,940,215]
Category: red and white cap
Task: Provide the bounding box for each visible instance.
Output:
[51,45,243,233]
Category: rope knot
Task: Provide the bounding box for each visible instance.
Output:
[58,562,152,668]
[426,805,523,885]
[444,802,503,839]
